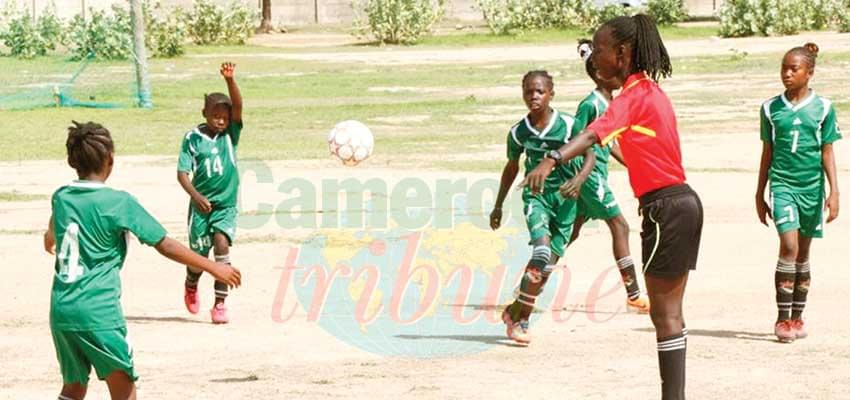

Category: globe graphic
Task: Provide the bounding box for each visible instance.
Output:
[292,218,554,358]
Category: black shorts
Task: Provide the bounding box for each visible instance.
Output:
[639,184,703,278]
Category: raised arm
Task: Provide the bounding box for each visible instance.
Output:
[755,141,773,226]
[221,62,242,123]
[823,143,840,222]
[155,237,241,287]
[491,159,520,230]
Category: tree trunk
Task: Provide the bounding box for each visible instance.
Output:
[257,0,274,33]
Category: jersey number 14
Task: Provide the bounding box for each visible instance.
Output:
[205,156,224,176]
[57,223,85,283]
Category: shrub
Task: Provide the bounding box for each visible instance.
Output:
[0,5,66,58]
[720,0,850,37]
[475,0,597,34]
[67,5,133,60]
[768,0,807,35]
[596,4,633,25]
[353,0,445,44]
[145,2,186,57]
[646,0,687,26]
[185,0,257,45]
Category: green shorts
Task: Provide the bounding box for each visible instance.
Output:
[188,204,238,255]
[576,172,621,221]
[523,189,577,257]
[771,190,824,238]
[52,327,137,385]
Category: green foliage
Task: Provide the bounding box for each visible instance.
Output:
[596,4,633,24]
[67,6,132,60]
[0,5,66,59]
[646,0,687,26]
[185,0,257,45]
[353,0,446,44]
[474,0,597,34]
[145,2,186,57]
[720,0,850,37]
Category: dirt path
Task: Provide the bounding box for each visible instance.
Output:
[230,31,850,65]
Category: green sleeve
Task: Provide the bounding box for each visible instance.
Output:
[177,135,194,173]
[119,193,167,246]
[572,101,596,139]
[822,104,842,144]
[760,106,772,143]
[506,130,522,161]
[228,121,243,147]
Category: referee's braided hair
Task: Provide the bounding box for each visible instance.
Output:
[66,121,114,177]
[602,14,672,82]
[522,70,554,90]
[786,42,819,69]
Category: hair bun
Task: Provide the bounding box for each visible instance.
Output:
[577,39,592,62]
[804,42,819,57]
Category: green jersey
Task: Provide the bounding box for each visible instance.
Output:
[761,92,842,193]
[177,122,243,207]
[507,109,579,193]
[573,90,612,176]
[50,181,167,331]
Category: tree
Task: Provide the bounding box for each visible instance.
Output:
[257,0,273,33]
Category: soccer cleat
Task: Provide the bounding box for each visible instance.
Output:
[509,320,532,345]
[627,294,651,314]
[184,286,200,315]
[211,302,229,324]
[790,319,807,339]
[774,320,795,343]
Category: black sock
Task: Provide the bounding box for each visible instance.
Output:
[617,256,641,300]
[185,268,201,289]
[775,259,795,321]
[791,261,810,320]
[214,255,230,301]
[657,332,687,400]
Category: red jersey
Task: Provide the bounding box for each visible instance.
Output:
[587,72,686,198]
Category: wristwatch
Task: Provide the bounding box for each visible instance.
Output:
[545,149,562,163]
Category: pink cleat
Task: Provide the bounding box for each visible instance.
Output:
[184,286,199,315]
[790,319,807,339]
[211,302,229,324]
[774,320,795,343]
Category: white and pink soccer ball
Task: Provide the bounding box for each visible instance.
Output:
[327,120,374,166]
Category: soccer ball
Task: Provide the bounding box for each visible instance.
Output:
[328,120,374,166]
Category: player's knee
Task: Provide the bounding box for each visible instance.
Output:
[779,240,798,260]
[609,215,629,237]
[529,244,551,269]
[649,308,683,336]
[59,383,86,400]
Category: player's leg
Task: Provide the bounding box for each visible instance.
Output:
[104,371,136,400]
[640,184,702,400]
[790,191,821,338]
[53,329,91,400]
[58,384,87,400]
[185,206,211,314]
[606,214,648,312]
[568,214,586,245]
[645,273,688,400]
[790,234,812,338]
[210,207,237,324]
[211,232,231,323]
[771,191,800,342]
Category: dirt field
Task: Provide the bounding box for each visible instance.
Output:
[3,33,850,399]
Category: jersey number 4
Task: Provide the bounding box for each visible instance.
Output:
[57,223,85,283]
[204,156,224,176]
